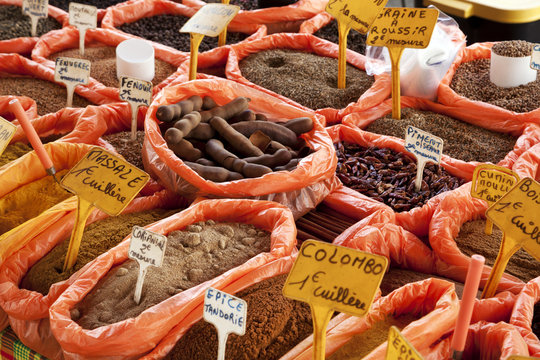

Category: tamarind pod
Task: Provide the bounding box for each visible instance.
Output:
[156,95,202,123]
[231,121,298,148]
[282,117,313,135]
[206,139,237,164]
[200,97,250,122]
[184,161,244,182]
[266,140,287,153]
[166,139,202,162]
[249,130,272,152]
[186,123,215,141]
[228,109,256,124]
[173,111,201,140]
[202,96,217,110]
[274,158,301,172]
[242,149,292,168]
[223,157,245,173]
[255,113,267,120]
[296,145,313,158]
[242,163,272,178]
[196,158,216,166]
[164,127,184,144]
[189,95,203,112]
[209,116,263,157]
[156,104,181,123]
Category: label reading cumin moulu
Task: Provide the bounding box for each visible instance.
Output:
[471,164,520,204]
[325,0,388,34]
[0,117,16,157]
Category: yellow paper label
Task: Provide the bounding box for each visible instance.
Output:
[22,0,48,18]
[531,44,540,71]
[471,164,520,204]
[0,117,16,157]
[54,57,90,87]
[69,2,97,29]
[60,146,149,216]
[325,0,389,34]
[180,4,240,37]
[283,240,387,316]
[367,7,438,49]
[386,326,423,360]
[486,178,540,262]
[119,77,152,107]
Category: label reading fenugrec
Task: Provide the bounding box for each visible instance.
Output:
[54,57,90,87]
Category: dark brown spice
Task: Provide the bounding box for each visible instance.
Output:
[49,0,125,11]
[0,5,61,40]
[533,302,540,339]
[102,130,145,170]
[314,19,367,55]
[492,40,533,57]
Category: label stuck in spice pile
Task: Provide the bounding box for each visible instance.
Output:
[0,117,16,157]
[404,125,443,191]
[54,57,91,107]
[386,326,423,360]
[531,44,540,71]
[119,76,152,141]
[22,0,48,36]
[68,2,97,56]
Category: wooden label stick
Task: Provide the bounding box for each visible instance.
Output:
[68,2,97,56]
[22,0,48,37]
[119,77,152,142]
[404,125,443,192]
[54,57,90,107]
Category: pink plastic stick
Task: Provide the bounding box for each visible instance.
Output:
[451,254,485,354]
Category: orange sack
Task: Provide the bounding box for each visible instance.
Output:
[143,78,340,219]
[510,276,540,357]
[227,32,391,124]
[48,198,297,360]
[0,95,37,122]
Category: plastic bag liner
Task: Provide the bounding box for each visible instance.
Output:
[281,278,459,360]
[143,78,340,219]
[424,321,529,360]
[0,0,68,56]
[438,42,540,125]
[0,53,117,109]
[227,32,391,125]
[0,95,37,121]
[512,142,540,182]
[510,276,540,357]
[0,190,184,360]
[48,198,296,360]
[322,123,470,238]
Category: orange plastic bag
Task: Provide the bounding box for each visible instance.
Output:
[322,123,470,237]
[510,276,540,357]
[0,95,37,121]
[438,42,540,126]
[143,78,340,219]
[512,142,540,181]
[0,190,185,359]
[32,26,186,101]
[227,32,391,124]
[0,0,68,56]
[282,278,459,360]
[48,198,297,359]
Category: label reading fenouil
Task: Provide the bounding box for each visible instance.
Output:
[180,4,240,37]
[486,178,540,262]
[69,2,97,28]
[386,326,423,360]
[325,0,389,34]
[283,240,388,316]
[60,146,149,216]
[0,117,16,157]
[471,164,520,204]
[22,0,48,36]
[367,7,439,49]
[119,77,152,107]
[531,44,540,71]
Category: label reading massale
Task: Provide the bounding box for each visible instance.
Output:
[283,240,388,316]
[404,125,443,165]
[69,2,97,29]
[531,44,540,71]
[471,164,519,204]
[367,7,438,49]
[119,77,152,107]
[60,146,149,216]
[386,326,423,360]
[486,177,540,261]
[54,57,90,86]
[180,3,240,37]
[22,0,48,18]
[0,117,16,157]
[325,0,388,34]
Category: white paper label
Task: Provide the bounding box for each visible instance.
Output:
[22,0,48,18]
[119,77,152,107]
[404,125,443,191]
[54,57,91,86]
[69,2,97,29]
[531,44,540,71]
[180,4,240,37]
[0,117,17,157]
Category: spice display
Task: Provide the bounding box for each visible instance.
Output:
[533,302,540,339]
[118,15,249,53]
[21,208,178,295]
[0,170,70,236]
[0,5,61,40]
[102,130,145,170]
[296,206,356,243]
[0,77,94,115]
[72,221,271,329]
[455,220,540,282]
[492,40,534,57]
[165,274,312,360]
[365,108,517,163]
[0,142,32,168]
[239,49,374,110]
[48,0,125,11]
[335,142,465,212]
[49,46,177,88]
[450,58,540,113]
[313,19,367,55]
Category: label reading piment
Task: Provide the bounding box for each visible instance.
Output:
[69,2,97,29]
[325,0,389,34]
[180,3,240,37]
[486,177,540,262]
[471,164,520,204]
[404,125,443,164]
[367,7,439,49]
[22,0,49,36]
[385,326,423,360]
[60,146,149,216]
[0,117,16,157]
[531,44,540,71]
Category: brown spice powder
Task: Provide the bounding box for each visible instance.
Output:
[0,142,32,168]
[102,130,145,170]
[455,219,540,283]
[165,274,313,360]
[21,208,178,295]
[239,49,375,110]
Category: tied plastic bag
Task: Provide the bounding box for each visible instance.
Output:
[365,6,466,101]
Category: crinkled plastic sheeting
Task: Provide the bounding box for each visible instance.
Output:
[510,276,540,357]
[227,32,391,125]
[143,78,340,219]
[0,95,37,122]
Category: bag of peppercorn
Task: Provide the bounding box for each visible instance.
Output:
[510,276,540,357]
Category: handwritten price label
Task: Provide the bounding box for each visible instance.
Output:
[404,126,443,191]
[22,0,48,36]
[69,2,97,29]
[180,3,240,37]
[385,326,423,360]
[54,57,90,107]
[325,0,388,34]
[119,77,152,107]
[531,44,540,71]
[0,117,16,157]
[471,165,520,204]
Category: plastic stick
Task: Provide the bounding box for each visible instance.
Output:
[63,197,94,271]
[337,20,351,89]
[481,234,520,299]
[189,33,204,81]
[311,304,333,360]
[217,0,231,47]
[388,47,404,120]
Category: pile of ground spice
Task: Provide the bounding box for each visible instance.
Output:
[327,313,420,359]
[533,302,540,339]
[314,19,367,55]
[0,142,32,168]
[0,5,61,40]
[455,220,540,283]
[73,221,271,329]
[492,40,533,57]
[0,77,94,115]
[365,108,517,163]
[21,208,178,295]
[48,46,177,88]
[0,170,71,236]
[102,130,145,170]
[118,14,249,53]
[165,274,312,360]
[239,49,374,110]
[450,58,540,113]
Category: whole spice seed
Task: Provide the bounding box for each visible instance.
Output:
[314,19,367,55]
[335,142,465,213]
[48,0,126,11]
[450,58,540,113]
[49,46,177,88]
[102,130,145,170]
[0,76,94,115]
[492,40,533,57]
[239,49,374,110]
[0,5,61,40]
[118,14,249,53]
[365,108,517,164]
